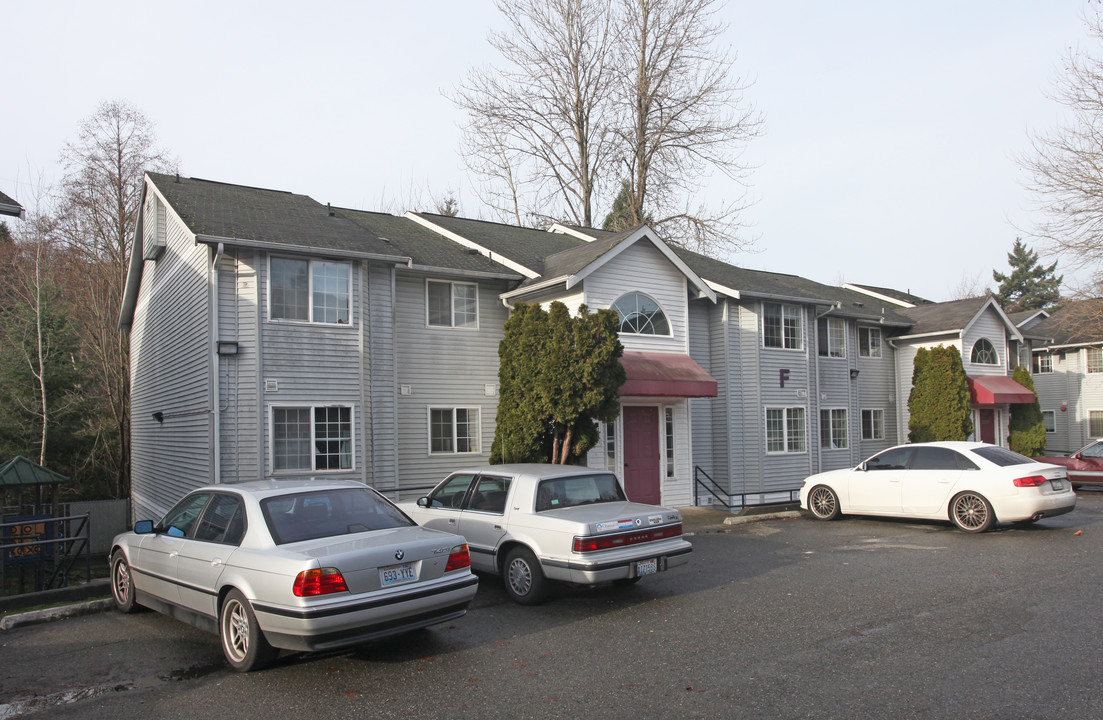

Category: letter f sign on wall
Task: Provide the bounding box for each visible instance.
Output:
[779,368,790,388]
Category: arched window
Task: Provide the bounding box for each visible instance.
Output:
[971,338,999,365]
[610,293,671,335]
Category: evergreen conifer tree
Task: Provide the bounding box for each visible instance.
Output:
[992,238,1062,312]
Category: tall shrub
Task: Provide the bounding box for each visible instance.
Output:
[1008,366,1047,456]
[908,345,974,442]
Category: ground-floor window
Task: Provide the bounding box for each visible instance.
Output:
[1042,410,1056,433]
[861,409,884,440]
[272,405,353,471]
[429,407,481,454]
[820,408,848,449]
[665,407,675,477]
[766,407,806,453]
[605,421,617,472]
[1090,410,1103,438]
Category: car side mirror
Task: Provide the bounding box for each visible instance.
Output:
[134,520,154,534]
[1074,453,1083,460]
[417,496,431,508]
[858,462,867,472]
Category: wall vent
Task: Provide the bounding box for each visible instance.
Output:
[265,379,279,393]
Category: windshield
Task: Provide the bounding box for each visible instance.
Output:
[261,488,413,545]
[534,473,626,512]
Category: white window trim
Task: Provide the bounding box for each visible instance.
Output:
[427,406,483,455]
[765,406,807,455]
[611,292,674,338]
[1087,347,1103,374]
[266,256,353,326]
[762,303,803,351]
[970,337,1000,365]
[861,408,885,441]
[818,317,846,359]
[426,279,480,330]
[819,407,848,450]
[664,406,675,478]
[859,326,882,358]
[1034,353,1053,374]
[1042,410,1056,433]
[268,403,356,474]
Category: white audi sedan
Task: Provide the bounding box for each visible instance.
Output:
[400,464,692,604]
[109,479,478,671]
[800,442,1076,533]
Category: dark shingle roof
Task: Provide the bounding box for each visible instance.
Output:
[846,283,933,307]
[148,173,403,259]
[897,296,990,336]
[0,189,23,218]
[536,226,640,283]
[1030,299,1103,346]
[336,209,520,276]
[407,212,584,275]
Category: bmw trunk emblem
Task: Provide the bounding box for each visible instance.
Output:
[395,550,404,561]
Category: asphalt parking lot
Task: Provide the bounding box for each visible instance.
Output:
[3,491,1103,719]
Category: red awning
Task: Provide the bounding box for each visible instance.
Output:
[620,351,718,398]
[967,375,1036,405]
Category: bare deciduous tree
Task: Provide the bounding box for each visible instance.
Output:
[456,0,761,255]
[1022,9,1103,295]
[456,0,617,229]
[611,0,762,256]
[53,100,175,499]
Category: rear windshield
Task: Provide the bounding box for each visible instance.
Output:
[261,488,413,545]
[535,473,626,512]
[971,446,1035,467]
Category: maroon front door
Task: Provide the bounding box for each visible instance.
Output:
[623,406,661,504]
[978,409,996,444]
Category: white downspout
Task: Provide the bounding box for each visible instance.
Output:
[212,243,224,483]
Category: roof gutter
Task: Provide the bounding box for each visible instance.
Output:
[195,233,412,265]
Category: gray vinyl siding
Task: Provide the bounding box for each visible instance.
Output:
[129,207,213,522]
[855,324,898,458]
[257,252,365,481]
[759,303,815,492]
[815,319,853,472]
[365,263,399,493]
[1037,347,1103,452]
[688,301,716,502]
[216,248,261,484]
[963,311,1007,376]
[393,273,510,495]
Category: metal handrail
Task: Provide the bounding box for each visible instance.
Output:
[693,466,801,509]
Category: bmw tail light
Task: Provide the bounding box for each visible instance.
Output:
[1013,475,1048,488]
[293,567,349,597]
[573,524,683,553]
[445,543,471,572]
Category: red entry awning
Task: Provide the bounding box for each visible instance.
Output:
[967,375,1036,405]
[620,351,718,398]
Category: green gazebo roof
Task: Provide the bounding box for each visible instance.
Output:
[0,457,70,487]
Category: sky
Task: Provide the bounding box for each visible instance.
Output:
[1,1,1095,301]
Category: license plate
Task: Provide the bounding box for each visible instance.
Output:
[1051,479,1065,491]
[636,558,658,576]
[380,563,417,587]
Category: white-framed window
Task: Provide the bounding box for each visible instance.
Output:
[1091,410,1103,438]
[861,409,885,440]
[859,327,882,358]
[605,421,617,472]
[427,280,478,328]
[271,405,353,472]
[1088,347,1103,374]
[817,317,845,358]
[270,257,351,324]
[763,303,802,350]
[611,293,672,336]
[819,408,848,449]
[1042,410,1056,433]
[429,407,481,454]
[971,338,999,365]
[766,407,806,453]
[1033,353,1053,374]
[665,407,675,478]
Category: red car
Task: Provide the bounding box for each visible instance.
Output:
[1037,440,1103,487]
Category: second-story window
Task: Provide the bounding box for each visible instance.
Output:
[764,303,802,350]
[270,257,350,324]
[859,327,882,358]
[1033,353,1053,374]
[611,293,671,335]
[428,280,478,328]
[817,317,845,358]
[970,338,999,365]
